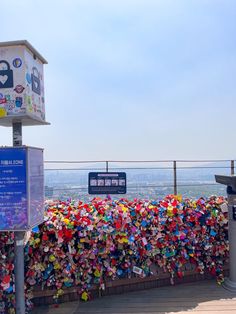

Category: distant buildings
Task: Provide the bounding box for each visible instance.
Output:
[45,186,54,198]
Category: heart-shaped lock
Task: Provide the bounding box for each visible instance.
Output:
[0,61,14,89]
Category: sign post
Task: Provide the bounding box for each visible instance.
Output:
[215,175,236,291]
[13,121,25,314]
[0,40,49,314]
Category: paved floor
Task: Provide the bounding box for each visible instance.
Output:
[32,280,236,314]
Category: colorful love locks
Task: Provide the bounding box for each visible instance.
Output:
[0,194,229,313]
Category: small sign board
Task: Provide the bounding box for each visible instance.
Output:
[0,146,44,231]
[88,172,126,195]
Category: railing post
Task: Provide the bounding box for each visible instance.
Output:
[173,161,177,195]
[105,161,111,200]
[231,160,235,175]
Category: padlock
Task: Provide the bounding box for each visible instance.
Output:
[31,67,41,95]
[15,97,23,108]
[232,205,236,221]
[0,60,14,89]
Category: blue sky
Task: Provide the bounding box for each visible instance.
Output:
[1,0,236,161]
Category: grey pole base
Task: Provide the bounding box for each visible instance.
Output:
[14,231,26,314]
[222,277,236,292]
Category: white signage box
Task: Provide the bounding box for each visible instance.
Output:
[0,40,49,126]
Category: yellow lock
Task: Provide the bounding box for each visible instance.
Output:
[0,108,7,118]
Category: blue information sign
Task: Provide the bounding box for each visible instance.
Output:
[88,172,126,194]
[0,146,44,231]
[0,148,28,230]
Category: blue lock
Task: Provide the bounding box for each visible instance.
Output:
[0,60,14,89]
[15,97,23,108]
[31,66,41,95]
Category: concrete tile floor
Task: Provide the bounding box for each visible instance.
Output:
[31,280,236,314]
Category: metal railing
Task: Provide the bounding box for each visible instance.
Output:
[44,159,235,199]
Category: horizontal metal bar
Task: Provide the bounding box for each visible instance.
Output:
[44,166,232,171]
[45,160,109,164]
[45,159,236,164]
[45,168,106,171]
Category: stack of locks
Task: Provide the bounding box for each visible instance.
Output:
[0,195,229,312]
[0,233,15,314]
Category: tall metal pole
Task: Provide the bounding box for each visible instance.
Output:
[226,189,236,289]
[231,160,235,176]
[106,161,111,199]
[173,161,177,195]
[215,175,236,292]
[13,122,26,314]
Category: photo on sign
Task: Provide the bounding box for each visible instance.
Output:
[88,172,126,195]
[105,179,112,186]
[90,179,97,186]
[119,179,126,186]
[112,179,119,186]
[97,179,105,186]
